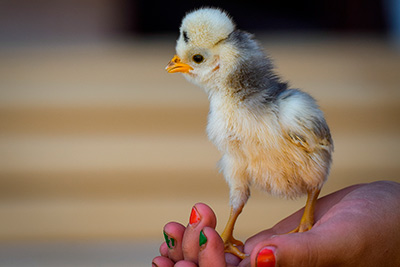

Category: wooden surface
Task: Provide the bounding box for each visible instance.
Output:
[0,35,399,247]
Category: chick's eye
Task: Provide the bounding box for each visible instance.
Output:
[192,54,204,63]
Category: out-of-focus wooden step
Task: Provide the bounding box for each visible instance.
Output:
[0,36,399,241]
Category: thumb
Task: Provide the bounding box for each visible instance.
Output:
[249,230,349,267]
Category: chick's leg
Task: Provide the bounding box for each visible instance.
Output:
[288,187,321,233]
[220,182,250,259]
[221,204,247,259]
[220,155,249,259]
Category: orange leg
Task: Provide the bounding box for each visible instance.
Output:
[288,187,321,233]
[221,204,247,259]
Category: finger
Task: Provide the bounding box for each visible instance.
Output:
[237,256,251,267]
[226,252,243,266]
[250,216,364,267]
[182,203,217,263]
[174,261,198,267]
[163,222,186,262]
[160,242,169,257]
[152,256,174,267]
[198,227,226,267]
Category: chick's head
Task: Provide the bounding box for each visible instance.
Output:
[166,8,238,89]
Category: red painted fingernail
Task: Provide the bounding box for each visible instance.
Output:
[257,247,276,267]
[189,206,201,225]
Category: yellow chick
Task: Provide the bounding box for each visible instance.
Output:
[165,7,333,259]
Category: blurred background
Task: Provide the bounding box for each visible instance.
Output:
[0,0,399,266]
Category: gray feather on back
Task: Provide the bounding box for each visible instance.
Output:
[225,30,287,104]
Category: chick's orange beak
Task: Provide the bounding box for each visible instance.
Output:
[165,55,193,73]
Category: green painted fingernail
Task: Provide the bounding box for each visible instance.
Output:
[163,231,169,248]
[163,231,175,249]
[199,230,207,247]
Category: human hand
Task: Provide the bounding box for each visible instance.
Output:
[152,181,400,266]
[245,181,400,266]
[152,203,248,267]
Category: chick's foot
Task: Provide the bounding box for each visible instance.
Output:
[222,234,247,259]
[287,219,313,234]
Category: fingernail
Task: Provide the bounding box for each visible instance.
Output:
[152,263,158,267]
[189,206,201,225]
[163,231,175,249]
[199,230,207,247]
[257,246,276,267]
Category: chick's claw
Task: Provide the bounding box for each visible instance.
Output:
[298,219,314,233]
[223,234,243,247]
[287,220,313,234]
[222,235,247,259]
[224,241,247,260]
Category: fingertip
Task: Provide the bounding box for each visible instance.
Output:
[253,246,276,267]
[250,239,278,267]
[160,242,169,257]
[164,222,186,236]
[174,261,198,267]
[163,222,186,262]
[192,203,217,228]
[200,227,223,250]
[198,227,226,266]
[152,256,174,267]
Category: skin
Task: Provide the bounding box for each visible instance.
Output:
[152,181,400,267]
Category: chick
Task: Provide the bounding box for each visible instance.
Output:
[165,7,333,259]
